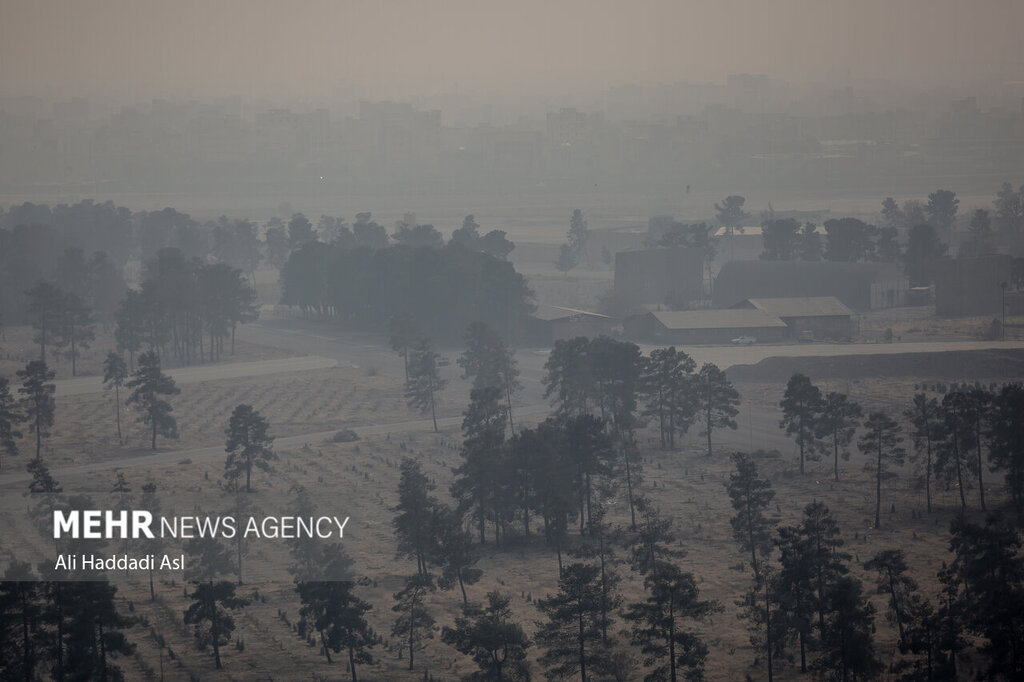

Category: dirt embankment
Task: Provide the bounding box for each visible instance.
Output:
[728,348,1024,384]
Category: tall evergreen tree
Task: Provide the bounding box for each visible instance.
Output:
[949,513,1024,678]
[779,373,823,475]
[818,391,862,482]
[905,393,941,513]
[126,351,180,450]
[433,507,483,605]
[391,573,436,671]
[441,591,531,681]
[0,562,44,681]
[624,563,720,682]
[296,547,376,679]
[56,291,95,376]
[813,576,881,681]
[536,562,611,681]
[863,549,918,651]
[17,360,55,460]
[102,351,128,444]
[25,280,65,364]
[937,391,973,515]
[61,581,136,682]
[405,338,448,432]
[990,383,1024,515]
[727,453,779,680]
[183,581,248,670]
[223,403,276,492]
[858,411,905,529]
[458,321,521,434]
[626,496,685,577]
[393,458,440,577]
[638,347,696,450]
[543,337,592,417]
[452,386,508,544]
[695,362,739,457]
[964,387,992,511]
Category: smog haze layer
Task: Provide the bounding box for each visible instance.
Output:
[2,0,1022,100]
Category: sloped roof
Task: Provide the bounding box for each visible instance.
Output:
[741,296,854,318]
[533,304,613,321]
[650,309,786,330]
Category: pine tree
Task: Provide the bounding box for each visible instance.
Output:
[905,393,942,513]
[223,404,276,492]
[102,351,128,444]
[864,549,919,651]
[858,411,905,529]
[441,591,531,681]
[391,574,436,670]
[0,562,44,681]
[813,576,881,681]
[56,291,95,377]
[542,337,592,417]
[451,386,508,544]
[393,458,440,576]
[184,581,248,669]
[949,513,1024,678]
[17,360,55,460]
[818,391,862,482]
[696,362,739,457]
[624,562,720,682]
[433,507,483,605]
[405,338,448,432]
[990,383,1024,515]
[727,452,779,680]
[25,280,65,364]
[62,581,136,681]
[937,391,973,515]
[638,347,696,450]
[626,496,685,576]
[296,547,376,679]
[779,373,823,475]
[457,321,521,433]
[126,351,180,450]
[536,563,611,681]
[563,414,615,537]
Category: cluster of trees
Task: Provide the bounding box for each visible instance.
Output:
[397,331,741,553]
[21,280,98,376]
[280,229,532,343]
[727,454,1024,680]
[115,248,257,367]
[0,572,136,680]
[752,185,1024,287]
[779,373,1024,524]
[0,347,180,474]
[393,453,720,681]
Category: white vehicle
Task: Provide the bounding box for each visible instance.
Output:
[731,335,757,345]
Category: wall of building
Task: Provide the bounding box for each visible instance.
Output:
[933,255,1012,317]
[614,247,704,305]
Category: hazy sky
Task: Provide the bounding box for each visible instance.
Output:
[2,0,1022,100]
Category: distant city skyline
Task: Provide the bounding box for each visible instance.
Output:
[2,0,1022,102]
